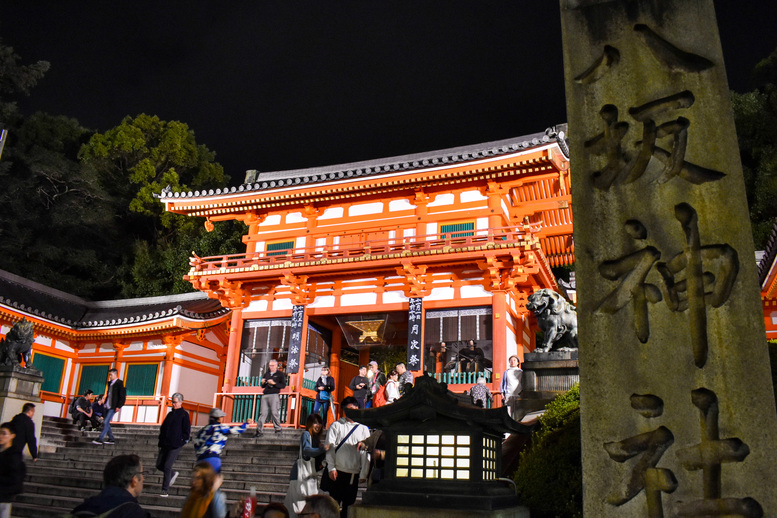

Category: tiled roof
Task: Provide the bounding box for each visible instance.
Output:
[0,269,229,329]
[758,219,777,287]
[159,125,569,200]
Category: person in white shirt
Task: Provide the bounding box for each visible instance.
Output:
[500,355,524,418]
[384,370,401,404]
[323,397,370,518]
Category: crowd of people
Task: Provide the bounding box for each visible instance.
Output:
[0,351,524,518]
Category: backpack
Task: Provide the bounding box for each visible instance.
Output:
[372,384,387,407]
[69,397,81,416]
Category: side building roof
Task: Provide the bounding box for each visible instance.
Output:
[0,268,229,332]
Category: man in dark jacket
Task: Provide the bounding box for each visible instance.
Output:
[71,454,150,518]
[156,392,190,497]
[94,368,126,445]
[1,421,26,517]
[255,359,286,436]
[10,402,38,461]
[348,365,370,409]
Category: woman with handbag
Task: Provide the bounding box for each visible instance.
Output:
[284,414,330,517]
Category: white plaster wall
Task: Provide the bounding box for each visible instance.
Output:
[54,339,72,352]
[429,193,454,206]
[425,287,455,301]
[246,299,269,312]
[296,236,306,248]
[383,291,409,304]
[403,228,415,238]
[319,207,344,220]
[171,364,220,406]
[477,217,488,230]
[308,295,335,309]
[426,223,437,236]
[136,405,159,423]
[341,293,377,306]
[389,199,415,211]
[349,202,383,216]
[771,311,777,326]
[63,360,73,395]
[179,341,219,361]
[272,299,293,311]
[501,199,510,216]
[36,336,52,347]
[506,327,518,360]
[260,215,282,226]
[125,342,144,352]
[460,189,487,202]
[286,212,305,224]
[460,285,491,299]
[42,400,63,418]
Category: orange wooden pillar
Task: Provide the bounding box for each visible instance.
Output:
[491,291,508,405]
[157,335,182,424]
[222,309,244,418]
[328,333,342,424]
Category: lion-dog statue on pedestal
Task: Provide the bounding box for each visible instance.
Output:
[526,289,578,352]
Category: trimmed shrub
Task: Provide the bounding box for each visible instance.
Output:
[514,384,582,518]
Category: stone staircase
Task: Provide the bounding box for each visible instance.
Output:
[13,417,305,518]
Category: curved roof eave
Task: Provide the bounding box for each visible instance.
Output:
[159,125,569,203]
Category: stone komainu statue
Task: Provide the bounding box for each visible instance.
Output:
[526,289,578,352]
[0,318,34,367]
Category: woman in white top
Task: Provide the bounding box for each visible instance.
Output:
[385,370,401,404]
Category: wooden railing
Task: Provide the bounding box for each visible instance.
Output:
[189,225,539,275]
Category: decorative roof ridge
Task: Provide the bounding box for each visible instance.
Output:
[87,290,210,309]
[758,218,777,286]
[159,125,568,200]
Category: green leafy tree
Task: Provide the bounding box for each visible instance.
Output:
[733,46,777,249]
[79,114,245,297]
[514,384,582,518]
[0,112,126,298]
[0,36,49,123]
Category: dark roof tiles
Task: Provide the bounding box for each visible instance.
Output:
[0,269,228,330]
[159,125,568,200]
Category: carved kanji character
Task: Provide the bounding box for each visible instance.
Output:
[407,354,420,367]
[673,388,762,517]
[605,394,677,517]
[596,220,663,343]
[585,92,724,189]
[656,204,738,367]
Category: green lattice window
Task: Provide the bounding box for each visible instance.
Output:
[32,353,65,393]
[78,364,110,396]
[267,240,294,256]
[125,364,158,396]
[440,222,474,239]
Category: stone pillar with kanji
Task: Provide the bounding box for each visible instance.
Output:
[560,0,777,515]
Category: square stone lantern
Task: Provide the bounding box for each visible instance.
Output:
[348,375,529,515]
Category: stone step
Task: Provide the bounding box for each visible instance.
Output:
[26,467,292,490]
[12,416,315,518]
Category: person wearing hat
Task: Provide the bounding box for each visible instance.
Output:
[193,408,253,473]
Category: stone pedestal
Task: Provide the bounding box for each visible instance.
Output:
[0,364,43,457]
[349,504,530,518]
[517,351,579,417]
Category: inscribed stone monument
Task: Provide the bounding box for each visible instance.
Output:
[560,1,777,516]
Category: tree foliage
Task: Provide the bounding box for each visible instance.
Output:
[78,114,245,297]
[732,46,777,249]
[0,37,49,122]
[514,384,582,518]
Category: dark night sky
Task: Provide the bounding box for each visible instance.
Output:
[1,2,774,185]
